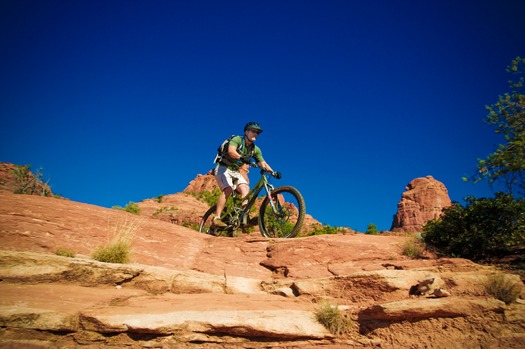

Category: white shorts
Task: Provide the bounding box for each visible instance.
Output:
[214,165,249,191]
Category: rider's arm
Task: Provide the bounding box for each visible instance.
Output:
[253,146,273,172]
[258,160,274,172]
[227,144,243,160]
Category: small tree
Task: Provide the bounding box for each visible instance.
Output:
[422,193,525,261]
[11,164,51,196]
[365,223,379,235]
[468,57,525,197]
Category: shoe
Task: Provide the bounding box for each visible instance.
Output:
[206,229,219,236]
[212,216,227,228]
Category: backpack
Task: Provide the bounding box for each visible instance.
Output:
[213,135,254,166]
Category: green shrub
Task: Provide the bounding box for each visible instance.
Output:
[113,202,141,215]
[306,225,340,236]
[484,272,522,304]
[189,188,222,206]
[11,164,51,196]
[365,223,379,235]
[314,301,353,336]
[423,193,525,261]
[155,194,164,203]
[124,202,140,214]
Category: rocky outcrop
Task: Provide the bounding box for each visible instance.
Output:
[1,165,524,348]
[183,170,219,194]
[1,191,524,348]
[391,176,452,232]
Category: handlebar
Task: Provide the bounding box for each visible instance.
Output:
[250,161,281,179]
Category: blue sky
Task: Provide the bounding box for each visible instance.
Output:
[1,0,524,232]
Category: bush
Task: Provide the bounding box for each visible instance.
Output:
[11,164,51,196]
[423,193,525,261]
[314,301,353,336]
[191,188,222,206]
[484,272,522,304]
[306,225,340,236]
[113,201,141,215]
[92,241,131,263]
[365,223,379,235]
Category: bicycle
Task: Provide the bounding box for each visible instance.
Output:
[199,163,306,238]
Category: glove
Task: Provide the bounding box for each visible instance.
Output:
[273,171,281,179]
[240,155,251,164]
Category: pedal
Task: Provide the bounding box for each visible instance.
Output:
[206,229,218,236]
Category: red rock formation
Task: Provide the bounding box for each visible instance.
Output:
[183,166,250,195]
[1,168,524,348]
[183,170,219,194]
[391,176,452,232]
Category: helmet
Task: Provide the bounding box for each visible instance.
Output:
[244,121,263,133]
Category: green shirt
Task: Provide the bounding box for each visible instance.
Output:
[223,136,264,170]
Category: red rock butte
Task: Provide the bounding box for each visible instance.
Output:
[391,176,452,232]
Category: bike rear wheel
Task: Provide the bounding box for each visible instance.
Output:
[199,205,234,237]
[259,186,305,238]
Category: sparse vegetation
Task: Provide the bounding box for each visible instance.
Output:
[314,301,353,336]
[402,236,426,258]
[155,194,164,203]
[190,188,222,206]
[11,164,51,196]
[190,188,239,216]
[484,272,522,304]
[153,206,176,216]
[305,225,340,236]
[55,248,75,258]
[181,220,200,231]
[113,201,141,215]
[92,217,145,263]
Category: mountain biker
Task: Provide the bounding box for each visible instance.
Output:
[212,121,275,228]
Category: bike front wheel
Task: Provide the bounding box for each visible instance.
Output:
[259,186,305,238]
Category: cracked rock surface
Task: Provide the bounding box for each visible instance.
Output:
[0,191,524,348]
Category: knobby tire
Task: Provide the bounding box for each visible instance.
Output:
[199,186,306,238]
[259,186,305,238]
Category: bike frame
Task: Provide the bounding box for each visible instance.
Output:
[232,168,274,221]
[201,162,304,238]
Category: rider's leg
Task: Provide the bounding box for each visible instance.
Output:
[215,186,233,217]
[213,186,232,227]
[237,183,250,208]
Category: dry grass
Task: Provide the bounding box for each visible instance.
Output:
[92,215,146,264]
[55,248,75,258]
[484,272,522,304]
[314,301,353,336]
[402,236,426,258]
